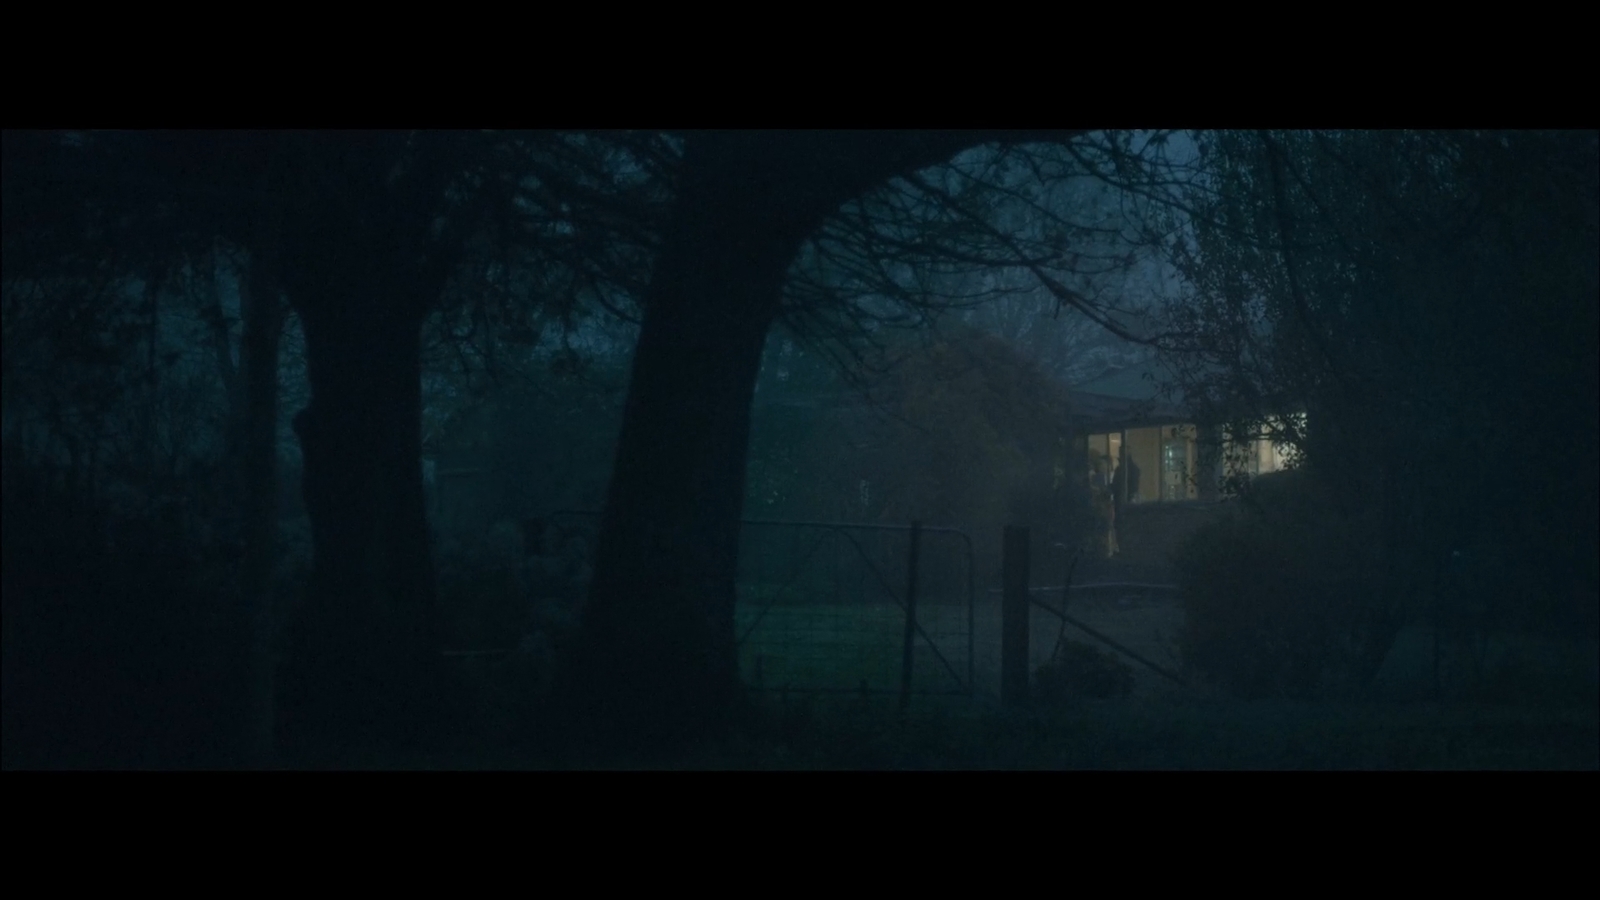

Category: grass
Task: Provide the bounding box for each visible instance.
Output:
[290,589,1596,770]
[736,600,972,696]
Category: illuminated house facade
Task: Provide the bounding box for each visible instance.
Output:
[1067,364,1295,506]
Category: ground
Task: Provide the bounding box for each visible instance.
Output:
[355,580,1597,770]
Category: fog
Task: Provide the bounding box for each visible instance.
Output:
[3,129,1595,769]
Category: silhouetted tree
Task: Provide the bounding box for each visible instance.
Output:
[551,131,1131,750]
[8,129,1198,758]
[2,130,671,754]
[261,131,670,747]
[1155,130,1599,662]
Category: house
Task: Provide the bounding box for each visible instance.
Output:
[1068,362,1294,505]
[1065,360,1298,569]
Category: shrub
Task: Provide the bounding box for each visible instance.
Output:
[2,459,248,768]
[1174,469,1393,700]
[436,520,534,650]
[1033,639,1136,701]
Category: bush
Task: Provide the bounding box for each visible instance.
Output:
[1034,640,1136,701]
[2,460,248,769]
[1174,469,1393,700]
[436,520,534,650]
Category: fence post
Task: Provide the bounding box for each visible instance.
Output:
[1002,525,1030,707]
[899,520,922,712]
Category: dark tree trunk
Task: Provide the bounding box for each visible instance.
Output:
[554,139,798,751]
[278,269,450,750]
[552,132,1026,753]
[266,133,472,754]
[238,225,285,767]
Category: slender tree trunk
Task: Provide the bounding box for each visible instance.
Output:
[237,230,285,767]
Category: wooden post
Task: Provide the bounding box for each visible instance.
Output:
[838,500,850,605]
[899,521,922,712]
[1118,429,1131,505]
[1196,423,1222,502]
[1433,553,1443,702]
[1002,525,1030,707]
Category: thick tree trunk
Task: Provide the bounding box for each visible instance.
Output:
[554,141,800,752]
[278,277,449,749]
[268,132,472,753]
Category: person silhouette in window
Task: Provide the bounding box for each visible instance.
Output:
[1110,454,1139,556]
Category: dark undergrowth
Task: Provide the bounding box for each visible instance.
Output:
[274,691,1599,771]
[2,462,249,771]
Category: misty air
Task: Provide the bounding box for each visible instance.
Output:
[2,130,1596,770]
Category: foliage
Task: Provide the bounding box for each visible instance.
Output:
[1174,469,1393,700]
[864,328,1083,570]
[428,365,629,531]
[745,326,1086,582]
[4,244,316,531]
[435,523,530,651]
[1033,640,1136,701]
[781,134,1178,372]
[1151,130,1599,640]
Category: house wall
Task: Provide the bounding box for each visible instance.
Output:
[1124,426,1163,504]
[1077,407,1307,504]
[1086,423,1200,504]
[1083,420,1229,504]
[1164,424,1199,501]
[1086,433,1109,470]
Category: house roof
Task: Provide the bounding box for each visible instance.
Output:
[1068,357,1166,400]
[1068,389,1191,433]
[752,360,1196,434]
[1066,356,1192,432]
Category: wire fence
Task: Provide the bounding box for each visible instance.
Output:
[550,511,977,699]
[440,508,1192,705]
[981,581,1187,697]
